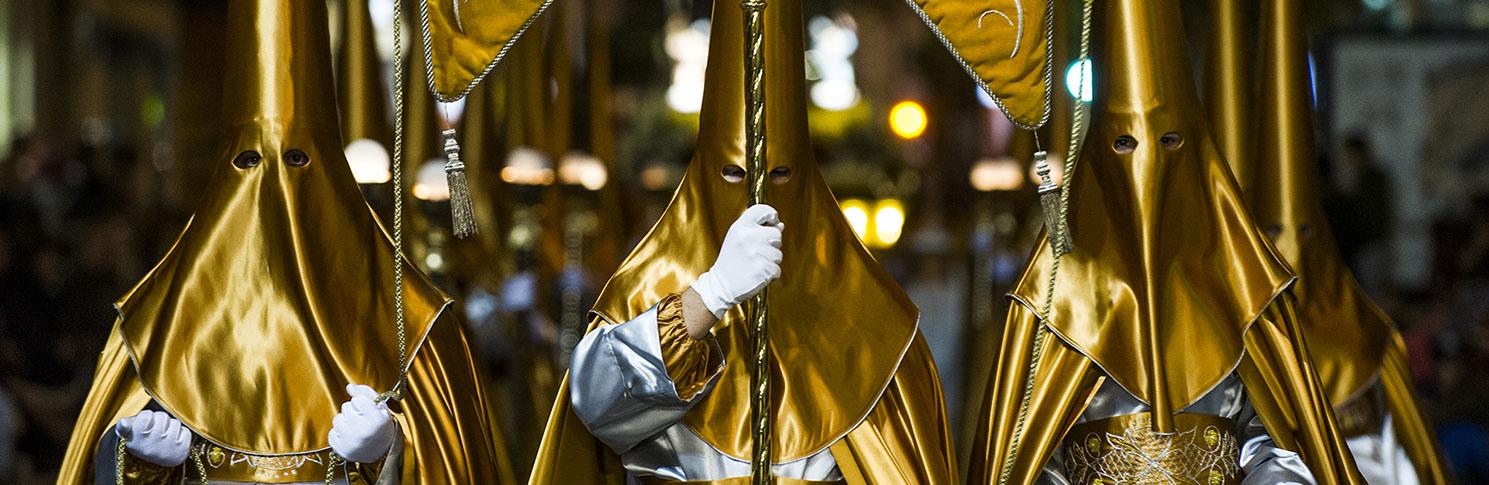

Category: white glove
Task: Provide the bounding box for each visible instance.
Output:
[691,204,785,319]
[328,384,396,463]
[116,410,191,468]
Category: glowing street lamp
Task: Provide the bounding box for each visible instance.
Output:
[889,100,928,140]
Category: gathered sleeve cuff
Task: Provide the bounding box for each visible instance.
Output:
[656,293,724,401]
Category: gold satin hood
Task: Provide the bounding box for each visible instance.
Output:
[115,0,449,455]
[337,0,392,149]
[588,0,919,463]
[1245,0,1393,405]
[1008,0,1294,424]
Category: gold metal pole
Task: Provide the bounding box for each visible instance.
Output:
[740,0,772,482]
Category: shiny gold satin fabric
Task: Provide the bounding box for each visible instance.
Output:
[966,298,1365,483]
[1379,333,1451,483]
[905,0,1052,129]
[59,315,513,483]
[586,0,923,464]
[418,0,552,100]
[1204,0,1254,181]
[1007,0,1293,430]
[59,0,507,481]
[1235,297,1364,484]
[528,320,956,484]
[1244,0,1395,407]
[336,0,392,148]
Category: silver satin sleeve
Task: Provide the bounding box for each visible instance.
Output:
[1037,374,1316,484]
[1347,413,1420,485]
[569,305,842,481]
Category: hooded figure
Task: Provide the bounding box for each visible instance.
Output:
[1208,0,1449,481]
[55,0,507,482]
[964,0,1366,482]
[526,0,956,482]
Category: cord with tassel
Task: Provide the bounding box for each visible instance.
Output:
[1035,150,1071,254]
[442,128,478,238]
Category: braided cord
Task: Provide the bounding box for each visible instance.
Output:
[115,436,126,485]
[996,0,1093,483]
[740,1,772,483]
[193,443,208,484]
[390,0,408,402]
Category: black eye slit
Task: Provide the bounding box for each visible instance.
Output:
[721,164,746,183]
[1265,224,1284,238]
[285,149,311,167]
[769,166,793,184]
[233,150,262,169]
[1160,132,1184,150]
[1113,135,1138,154]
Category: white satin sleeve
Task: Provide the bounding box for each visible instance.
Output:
[569,306,722,454]
[1238,402,1315,484]
[567,304,842,481]
[1346,414,1420,485]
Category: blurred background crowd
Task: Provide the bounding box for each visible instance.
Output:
[1,0,1488,482]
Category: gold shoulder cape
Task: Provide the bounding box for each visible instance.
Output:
[903,0,1053,129]
[529,0,955,481]
[1212,0,1448,480]
[417,0,553,100]
[57,0,510,482]
[966,0,1363,482]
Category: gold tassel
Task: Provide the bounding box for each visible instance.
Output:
[442,128,477,238]
[1035,150,1071,254]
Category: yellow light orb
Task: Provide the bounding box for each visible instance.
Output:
[840,199,870,242]
[873,200,905,247]
[889,100,928,140]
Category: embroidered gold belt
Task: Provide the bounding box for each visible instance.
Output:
[1061,412,1242,485]
[638,476,845,485]
[1333,388,1385,438]
[195,444,335,483]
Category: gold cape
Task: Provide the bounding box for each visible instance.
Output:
[966,0,1363,482]
[417,0,552,101]
[529,0,955,481]
[57,0,509,481]
[1213,0,1448,480]
[903,0,1053,129]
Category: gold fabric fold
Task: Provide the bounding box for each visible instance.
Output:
[528,321,957,485]
[1235,298,1364,484]
[964,304,1102,485]
[586,0,919,463]
[656,293,724,401]
[60,314,509,483]
[1204,0,1254,179]
[967,296,1366,483]
[417,0,553,100]
[336,0,392,147]
[1379,333,1451,484]
[903,0,1053,129]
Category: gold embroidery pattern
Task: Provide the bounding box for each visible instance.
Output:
[196,447,331,483]
[1062,413,1242,485]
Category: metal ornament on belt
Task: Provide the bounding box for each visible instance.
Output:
[740,0,773,482]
